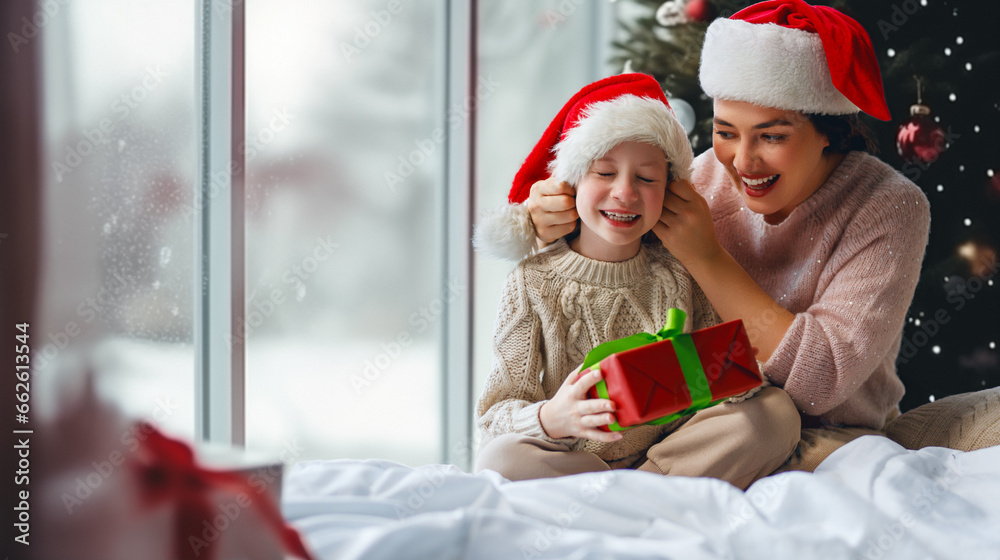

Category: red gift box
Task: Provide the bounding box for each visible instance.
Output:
[579,309,762,431]
[33,375,316,560]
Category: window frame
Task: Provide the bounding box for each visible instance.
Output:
[195,0,246,445]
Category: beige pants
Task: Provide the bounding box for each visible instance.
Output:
[476,386,801,490]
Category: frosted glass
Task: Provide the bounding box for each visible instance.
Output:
[37,1,197,438]
[244,2,446,464]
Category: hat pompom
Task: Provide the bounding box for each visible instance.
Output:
[472,203,537,261]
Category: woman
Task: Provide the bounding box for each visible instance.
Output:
[512,0,938,469]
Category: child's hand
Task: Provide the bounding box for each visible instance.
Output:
[652,178,722,269]
[539,367,623,443]
[526,177,578,245]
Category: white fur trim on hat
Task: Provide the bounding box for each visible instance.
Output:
[699,18,860,115]
[547,94,694,187]
[472,203,536,261]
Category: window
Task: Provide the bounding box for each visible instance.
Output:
[37,0,461,467]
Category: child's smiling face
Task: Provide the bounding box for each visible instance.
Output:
[570,141,668,262]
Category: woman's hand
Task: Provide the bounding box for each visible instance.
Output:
[539,367,623,443]
[653,178,795,362]
[652,178,723,269]
[526,177,578,245]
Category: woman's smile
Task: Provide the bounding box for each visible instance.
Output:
[739,173,781,198]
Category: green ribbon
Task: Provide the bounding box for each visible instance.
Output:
[580,308,716,431]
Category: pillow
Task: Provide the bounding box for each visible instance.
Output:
[886,387,1000,451]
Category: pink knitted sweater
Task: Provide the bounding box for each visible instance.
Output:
[694,150,930,429]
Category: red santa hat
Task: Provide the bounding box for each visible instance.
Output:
[474,73,692,260]
[699,0,891,121]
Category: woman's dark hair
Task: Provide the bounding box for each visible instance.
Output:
[806,113,879,155]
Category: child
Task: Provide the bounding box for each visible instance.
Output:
[472,73,799,489]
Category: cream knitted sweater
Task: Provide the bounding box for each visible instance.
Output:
[476,239,719,466]
[694,150,930,429]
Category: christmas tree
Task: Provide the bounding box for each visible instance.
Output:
[612,0,1000,411]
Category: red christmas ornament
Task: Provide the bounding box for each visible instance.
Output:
[685,0,712,22]
[896,77,946,165]
[896,105,946,164]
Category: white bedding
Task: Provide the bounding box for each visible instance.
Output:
[282,436,1000,560]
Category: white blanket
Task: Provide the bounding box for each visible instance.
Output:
[282,436,1000,560]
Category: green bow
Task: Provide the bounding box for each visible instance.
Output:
[579,308,715,431]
